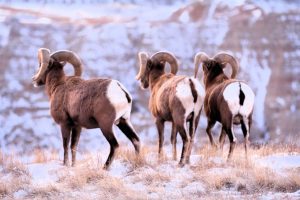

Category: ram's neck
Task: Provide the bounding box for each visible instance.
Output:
[149,72,174,91]
[205,73,229,91]
[45,69,65,97]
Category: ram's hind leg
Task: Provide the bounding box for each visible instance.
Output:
[70,126,82,167]
[224,118,236,162]
[155,118,165,160]
[60,124,71,166]
[177,124,189,167]
[219,127,226,151]
[206,119,217,148]
[241,115,251,161]
[186,115,195,164]
[100,125,119,170]
[117,118,140,154]
[171,123,177,161]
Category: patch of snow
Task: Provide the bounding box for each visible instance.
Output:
[0,96,11,111]
[13,189,27,199]
[291,81,299,91]
[239,47,271,131]
[33,101,49,108]
[220,0,246,9]
[179,10,190,23]
[182,181,206,195]
[251,0,299,14]
[275,97,286,107]
[108,159,130,178]
[0,23,10,47]
[290,104,296,113]
[260,190,300,200]
[257,154,300,172]
[250,9,262,24]
[12,97,30,108]
[27,160,63,186]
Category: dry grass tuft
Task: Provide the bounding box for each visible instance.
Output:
[2,154,29,177]
[33,149,59,163]
[251,167,300,193]
[251,143,300,156]
[142,170,171,186]
[0,153,30,198]
[57,164,105,189]
[55,160,144,199]
[25,184,60,199]
[117,146,153,170]
[193,144,300,194]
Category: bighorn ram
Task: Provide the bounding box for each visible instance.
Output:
[32,48,140,169]
[136,51,204,166]
[194,52,255,160]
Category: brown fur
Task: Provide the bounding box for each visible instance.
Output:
[34,60,140,170]
[202,59,253,161]
[139,58,202,166]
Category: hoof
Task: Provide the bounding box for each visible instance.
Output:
[63,161,69,167]
[178,162,185,168]
[212,143,218,149]
[103,164,110,171]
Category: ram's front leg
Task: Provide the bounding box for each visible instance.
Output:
[60,124,71,166]
[71,126,82,167]
[155,118,165,160]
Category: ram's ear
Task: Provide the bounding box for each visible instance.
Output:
[60,61,67,66]
[145,60,151,70]
[202,61,210,71]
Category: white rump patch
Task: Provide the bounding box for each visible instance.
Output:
[239,83,255,116]
[106,80,131,122]
[223,82,255,117]
[190,77,205,115]
[175,78,195,118]
[223,83,240,115]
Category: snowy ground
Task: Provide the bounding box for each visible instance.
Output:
[1,144,299,199]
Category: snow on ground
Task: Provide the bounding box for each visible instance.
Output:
[1,145,299,199]
[27,160,63,186]
[257,154,300,172]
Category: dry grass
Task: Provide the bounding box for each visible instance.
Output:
[1,153,29,177]
[192,144,300,194]
[131,167,171,186]
[117,146,155,170]
[0,144,299,199]
[33,149,59,163]
[25,184,60,199]
[251,143,300,156]
[57,163,105,189]
[54,160,145,200]
[0,152,30,198]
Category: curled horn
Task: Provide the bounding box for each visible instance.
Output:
[150,51,178,75]
[194,52,209,78]
[50,50,83,76]
[213,52,239,78]
[136,52,149,80]
[32,48,51,82]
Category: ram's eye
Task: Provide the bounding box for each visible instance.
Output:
[146,62,152,70]
[203,64,209,70]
